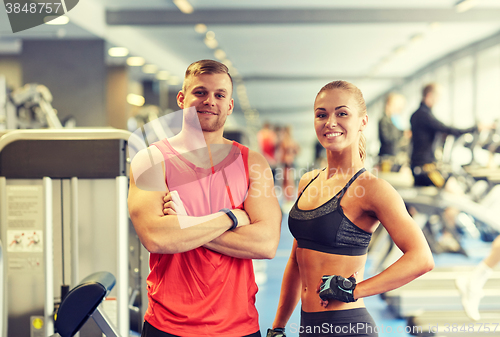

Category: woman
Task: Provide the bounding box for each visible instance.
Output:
[268,81,434,337]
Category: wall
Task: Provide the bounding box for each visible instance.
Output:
[0,56,22,89]
[21,40,107,127]
[107,65,129,129]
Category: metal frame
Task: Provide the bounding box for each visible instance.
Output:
[0,129,132,337]
[116,176,129,337]
[0,177,5,337]
[44,177,55,336]
[70,177,79,288]
[92,307,121,337]
[0,128,132,153]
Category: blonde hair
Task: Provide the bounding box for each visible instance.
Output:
[182,59,233,93]
[316,80,367,161]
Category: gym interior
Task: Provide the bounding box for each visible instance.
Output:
[1,1,500,336]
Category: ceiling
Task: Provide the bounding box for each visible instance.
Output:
[2,0,500,137]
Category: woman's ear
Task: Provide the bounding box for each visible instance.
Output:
[360,114,368,132]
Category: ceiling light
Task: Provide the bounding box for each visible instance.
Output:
[44,16,69,25]
[108,47,129,57]
[127,57,145,66]
[127,94,145,107]
[156,71,170,81]
[195,24,207,34]
[236,85,247,96]
[206,31,215,40]
[455,0,478,13]
[173,0,193,14]
[222,59,233,68]
[214,49,226,60]
[204,38,218,49]
[142,64,158,74]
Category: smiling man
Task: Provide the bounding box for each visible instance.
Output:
[128,59,282,337]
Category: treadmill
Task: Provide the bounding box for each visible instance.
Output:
[384,266,500,318]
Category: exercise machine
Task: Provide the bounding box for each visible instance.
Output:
[374,132,500,335]
[0,128,146,337]
[9,83,63,129]
[383,265,500,317]
[0,81,63,130]
[52,271,120,337]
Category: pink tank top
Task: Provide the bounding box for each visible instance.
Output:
[144,139,259,337]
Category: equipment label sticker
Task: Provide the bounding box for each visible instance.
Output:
[6,185,43,229]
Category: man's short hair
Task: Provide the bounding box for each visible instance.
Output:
[422,83,438,98]
[182,59,233,93]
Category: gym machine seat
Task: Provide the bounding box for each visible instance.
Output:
[52,271,120,337]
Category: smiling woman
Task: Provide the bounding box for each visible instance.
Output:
[314,81,368,163]
[267,80,434,337]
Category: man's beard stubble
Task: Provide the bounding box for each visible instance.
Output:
[185,108,226,133]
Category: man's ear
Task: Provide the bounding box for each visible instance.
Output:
[227,98,234,115]
[177,91,185,109]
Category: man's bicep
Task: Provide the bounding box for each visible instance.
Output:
[128,169,167,226]
[245,152,281,223]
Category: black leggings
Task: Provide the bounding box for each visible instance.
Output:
[141,320,261,337]
[299,308,378,337]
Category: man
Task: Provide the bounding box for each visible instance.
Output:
[410,83,476,187]
[128,59,282,337]
[410,83,477,256]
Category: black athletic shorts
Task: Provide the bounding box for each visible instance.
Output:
[299,308,378,337]
[141,320,262,337]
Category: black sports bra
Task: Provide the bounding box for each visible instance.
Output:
[288,168,372,256]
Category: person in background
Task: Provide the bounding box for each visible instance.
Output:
[267,80,433,337]
[279,125,300,204]
[410,83,477,188]
[128,59,282,337]
[258,121,278,178]
[378,92,408,172]
[410,83,479,255]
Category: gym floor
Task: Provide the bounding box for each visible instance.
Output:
[255,213,490,337]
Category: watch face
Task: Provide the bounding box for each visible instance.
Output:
[342,278,353,289]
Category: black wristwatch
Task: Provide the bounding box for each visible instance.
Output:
[220,208,238,230]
